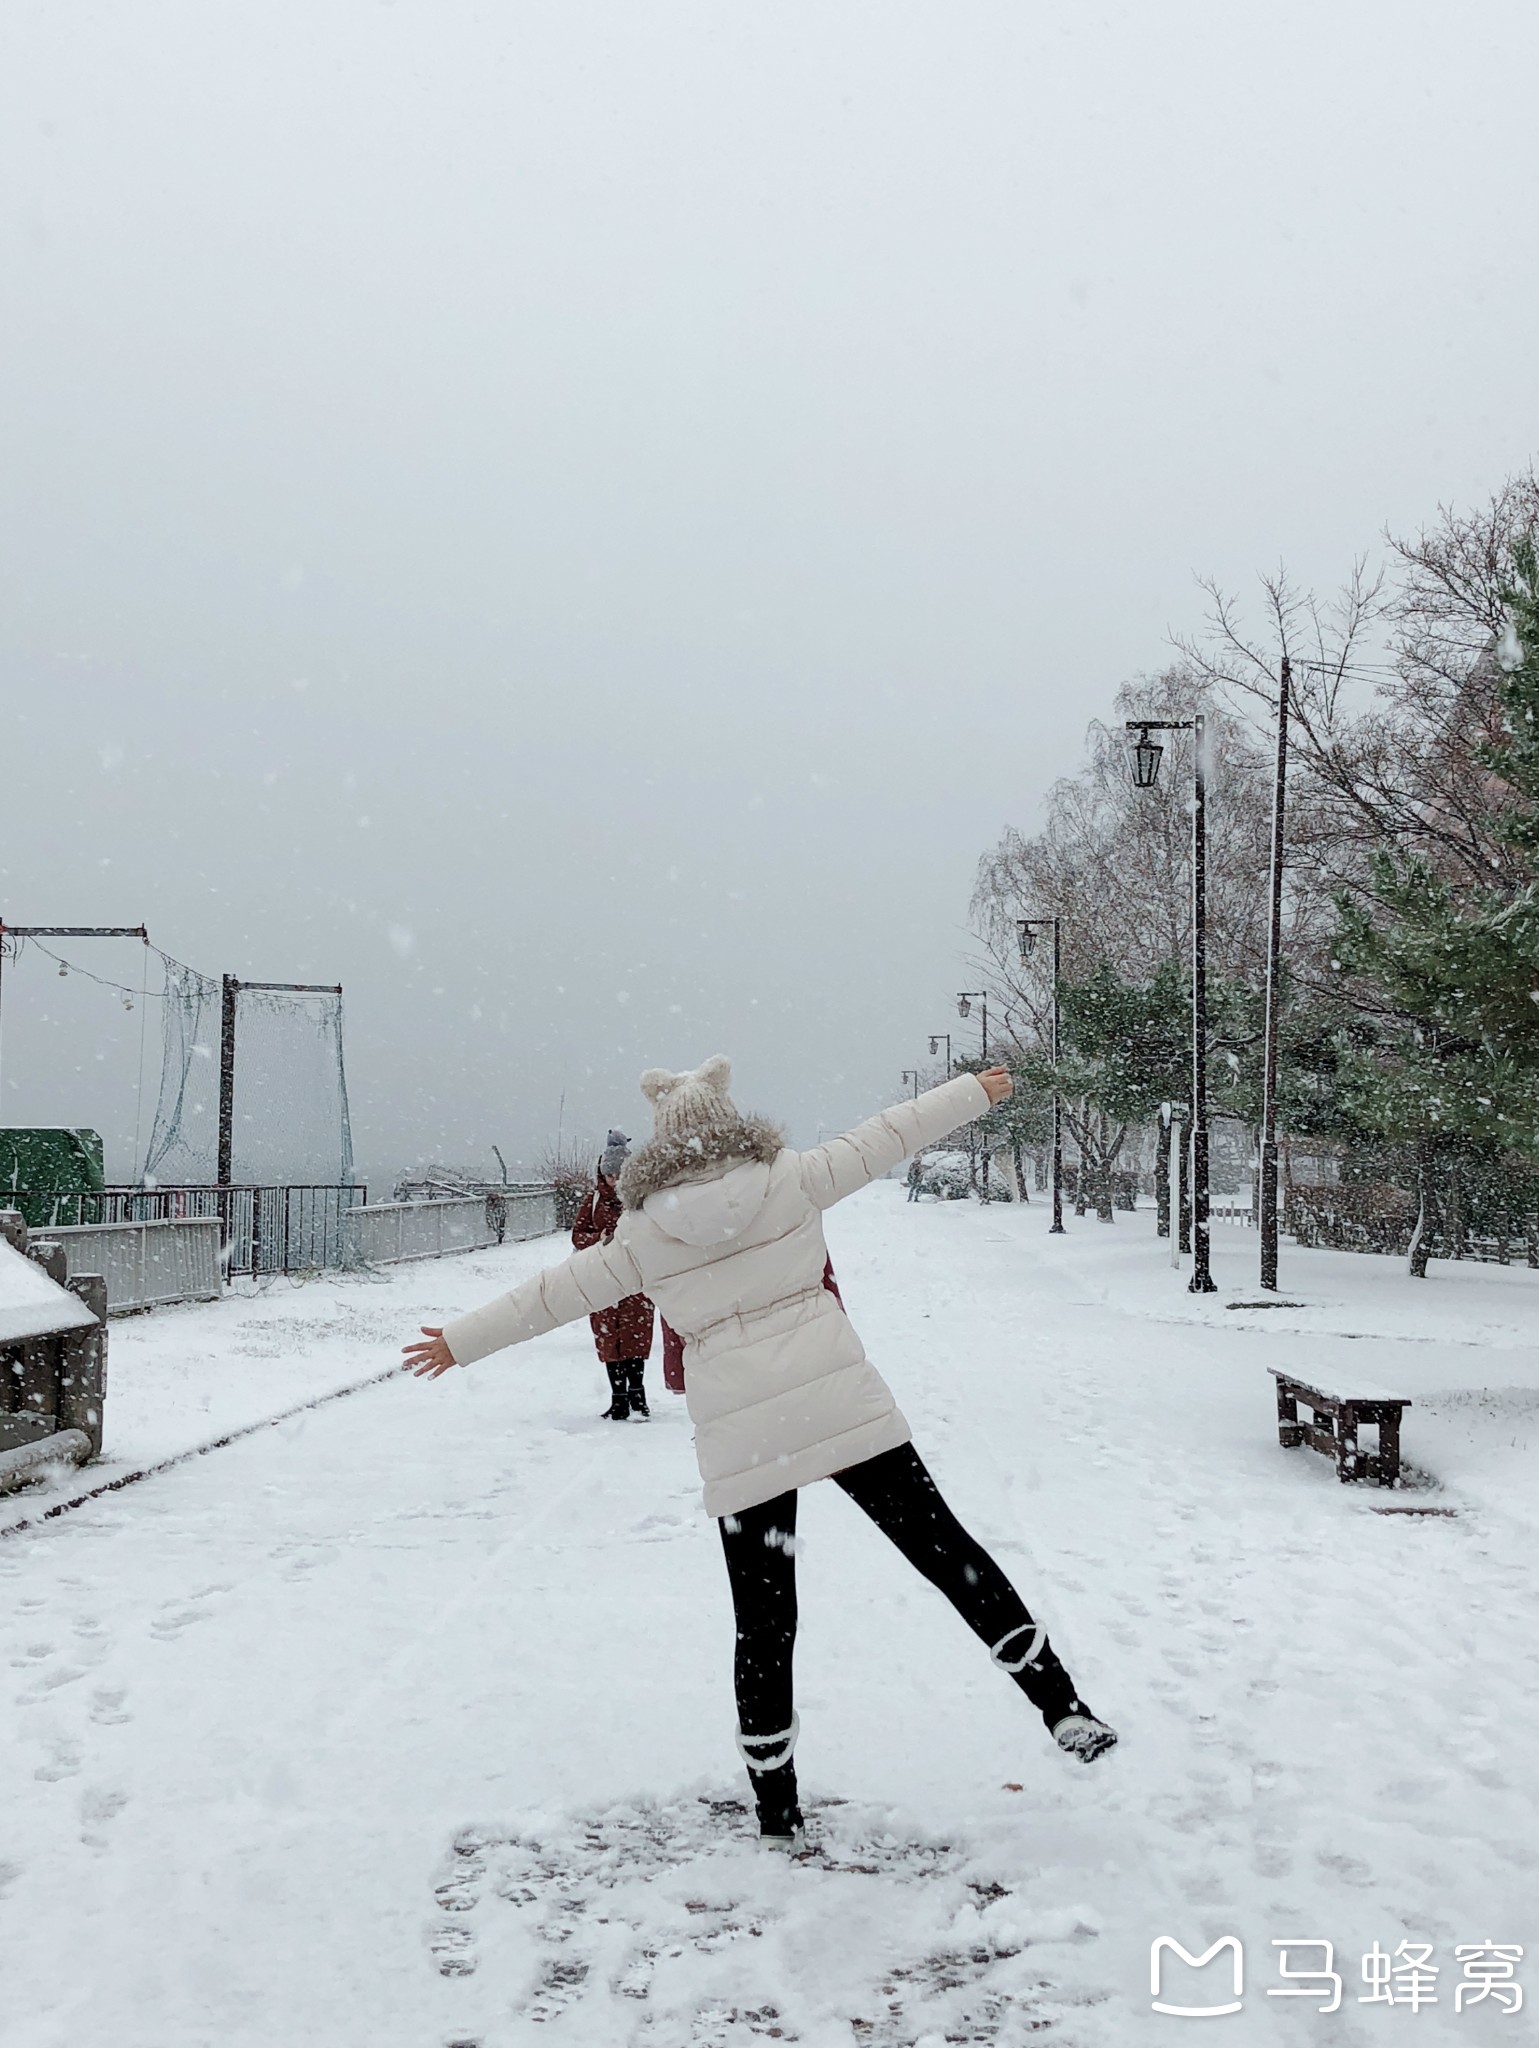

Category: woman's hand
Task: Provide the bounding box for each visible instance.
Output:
[978,1066,1014,1106]
[404,1326,457,1378]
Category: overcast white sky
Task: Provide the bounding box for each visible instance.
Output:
[2,1,1537,1185]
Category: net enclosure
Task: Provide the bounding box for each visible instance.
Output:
[144,967,354,1187]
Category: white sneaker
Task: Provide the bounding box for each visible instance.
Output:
[1052,1712,1118,1763]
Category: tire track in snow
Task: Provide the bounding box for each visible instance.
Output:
[0,1364,414,1544]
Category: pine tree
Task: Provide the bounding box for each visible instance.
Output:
[1331,538,1539,1267]
[1017,961,1191,1221]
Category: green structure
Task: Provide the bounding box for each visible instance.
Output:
[0,1128,106,1228]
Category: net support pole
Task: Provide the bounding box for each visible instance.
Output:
[218,975,239,1187]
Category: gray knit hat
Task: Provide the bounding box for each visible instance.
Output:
[599,1129,630,1179]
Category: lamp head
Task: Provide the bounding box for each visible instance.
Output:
[1129,727,1163,789]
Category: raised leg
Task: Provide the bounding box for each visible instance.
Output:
[835,1444,1083,1728]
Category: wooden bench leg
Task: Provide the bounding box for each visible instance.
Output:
[1377,1407,1402,1489]
[1276,1380,1303,1449]
[1336,1405,1360,1483]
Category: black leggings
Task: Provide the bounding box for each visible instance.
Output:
[717,1443,1082,1742]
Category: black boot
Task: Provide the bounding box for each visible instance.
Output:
[601,1363,629,1421]
[750,1761,804,1841]
[992,1621,1119,1763]
[626,1360,649,1419]
[737,1715,805,1845]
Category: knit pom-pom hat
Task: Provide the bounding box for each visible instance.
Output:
[642,1055,738,1145]
[617,1054,783,1209]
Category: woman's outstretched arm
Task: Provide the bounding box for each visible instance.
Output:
[405,1235,645,1378]
[797,1069,1007,1211]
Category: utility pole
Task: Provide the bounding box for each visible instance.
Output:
[1258,656,1291,1292]
[217,977,344,1186]
[1190,711,1216,1293]
[218,976,239,1187]
[1050,919,1063,1233]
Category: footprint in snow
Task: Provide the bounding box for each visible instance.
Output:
[89,1685,131,1726]
[16,1660,91,1704]
[34,1734,83,1782]
[426,1796,1071,2041]
[80,1784,128,1846]
[150,1583,234,1639]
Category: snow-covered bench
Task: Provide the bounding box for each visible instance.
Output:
[0,1209,107,1492]
[1269,1368,1410,1488]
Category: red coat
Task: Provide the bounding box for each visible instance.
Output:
[571,1176,655,1362]
[660,1318,686,1392]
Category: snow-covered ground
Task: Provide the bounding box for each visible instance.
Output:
[1,1191,1535,2045]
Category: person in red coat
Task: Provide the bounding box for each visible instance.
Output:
[571,1131,655,1418]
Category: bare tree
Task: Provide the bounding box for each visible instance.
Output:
[970,666,1278,1046]
[536,1133,598,1231]
[1176,470,1539,914]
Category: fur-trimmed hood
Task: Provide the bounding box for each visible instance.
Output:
[616,1113,784,1211]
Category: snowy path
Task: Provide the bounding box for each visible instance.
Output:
[1,1194,1535,2045]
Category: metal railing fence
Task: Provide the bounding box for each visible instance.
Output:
[342,1188,556,1265]
[35,1217,222,1314]
[3,1186,367,1276]
[4,1181,559,1292]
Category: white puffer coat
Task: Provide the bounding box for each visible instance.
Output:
[442,1073,991,1516]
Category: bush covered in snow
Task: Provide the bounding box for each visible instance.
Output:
[916,1149,973,1200]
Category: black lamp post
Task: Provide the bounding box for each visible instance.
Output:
[956,992,989,1058]
[901,1068,920,1100]
[957,991,991,1196]
[1018,916,1065,1234]
[1125,713,1217,1294]
[928,1032,952,1078]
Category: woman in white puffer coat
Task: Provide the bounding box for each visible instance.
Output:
[406,1056,1117,1841]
